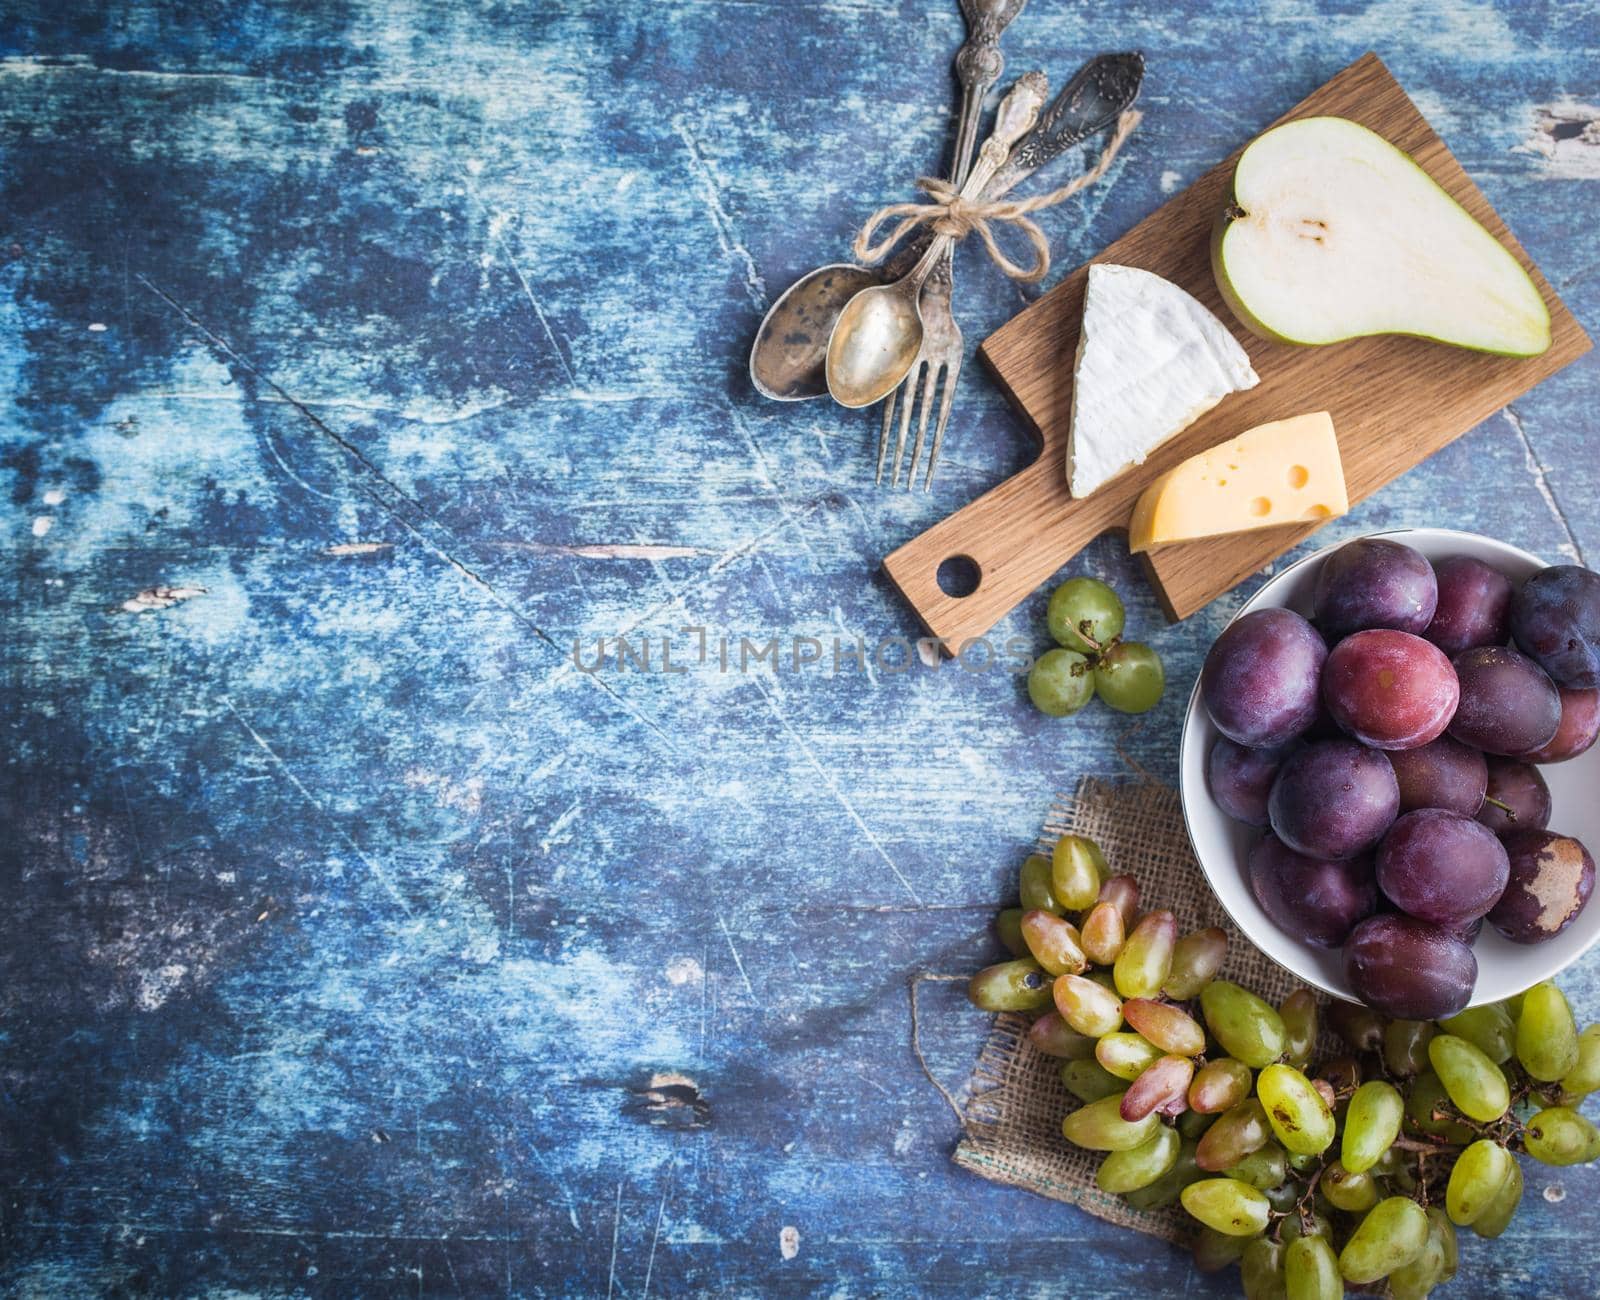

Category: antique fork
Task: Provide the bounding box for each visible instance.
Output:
[879,50,1147,491]
[878,256,962,490]
[878,0,1025,488]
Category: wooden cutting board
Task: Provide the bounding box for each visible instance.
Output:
[882,53,1590,644]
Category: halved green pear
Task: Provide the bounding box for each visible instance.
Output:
[1212,116,1551,357]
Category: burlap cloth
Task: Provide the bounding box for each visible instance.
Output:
[950,776,1328,1244]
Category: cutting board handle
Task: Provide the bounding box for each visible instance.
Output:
[882,452,1131,648]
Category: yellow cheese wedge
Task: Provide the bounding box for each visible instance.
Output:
[1126,412,1348,554]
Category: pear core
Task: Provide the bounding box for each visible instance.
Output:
[1213,116,1551,357]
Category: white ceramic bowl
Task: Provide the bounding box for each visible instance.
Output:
[1179,527,1600,1008]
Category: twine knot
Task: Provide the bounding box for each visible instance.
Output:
[852,109,1142,285]
[923,182,994,241]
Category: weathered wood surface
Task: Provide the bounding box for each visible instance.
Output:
[1,2,1597,1295]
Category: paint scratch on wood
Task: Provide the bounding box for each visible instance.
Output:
[626,1076,709,1131]
[672,114,770,310]
[1516,102,1600,178]
[403,767,484,814]
[1503,406,1586,565]
[490,541,715,560]
[606,1181,624,1300]
[462,175,580,388]
[716,914,757,999]
[118,585,208,613]
[0,53,266,84]
[748,674,923,906]
[223,698,414,917]
[540,800,583,853]
[642,1166,673,1299]
[322,542,393,556]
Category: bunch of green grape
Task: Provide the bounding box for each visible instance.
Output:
[969,833,1600,1298]
[1028,577,1165,717]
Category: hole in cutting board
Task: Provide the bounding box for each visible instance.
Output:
[936,554,981,599]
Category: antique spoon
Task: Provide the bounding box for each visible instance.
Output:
[950,0,1030,188]
[986,51,1144,200]
[748,0,1027,403]
[824,73,1047,410]
[749,50,1141,405]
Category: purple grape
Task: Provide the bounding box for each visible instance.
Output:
[1519,686,1600,764]
[1510,565,1600,690]
[1385,735,1487,816]
[1249,834,1377,947]
[1375,809,1509,928]
[1343,914,1477,1019]
[1322,629,1459,750]
[1207,739,1287,827]
[1201,608,1327,748]
[1268,739,1399,861]
[1477,758,1552,834]
[1424,555,1513,657]
[1449,646,1561,755]
[1313,538,1438,639]
[1489,830,1596,944]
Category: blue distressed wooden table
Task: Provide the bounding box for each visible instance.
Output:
[3,2,1598,1295]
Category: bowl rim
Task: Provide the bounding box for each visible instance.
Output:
[1176,525,1588,1006]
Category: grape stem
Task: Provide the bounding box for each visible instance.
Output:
[1429,1101,1504,1141]
[1392,1136,1463,1155]
[1073,619,1105,654]
[1291,1164,1326,1233]
[1482,794,1517,820]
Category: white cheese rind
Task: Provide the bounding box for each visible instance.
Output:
[1067,264,1260,498]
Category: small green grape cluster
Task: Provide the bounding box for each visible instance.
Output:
[968,833,1600,1299]
[1028,577,1165,718]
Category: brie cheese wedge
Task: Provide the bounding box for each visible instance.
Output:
[1067,264,1260,498]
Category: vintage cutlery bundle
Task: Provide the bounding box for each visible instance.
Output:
[748,0,1144,491]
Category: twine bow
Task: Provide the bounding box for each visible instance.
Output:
[852,109,1142,284]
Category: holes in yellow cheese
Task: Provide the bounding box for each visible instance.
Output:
[1125,413,1347,555]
